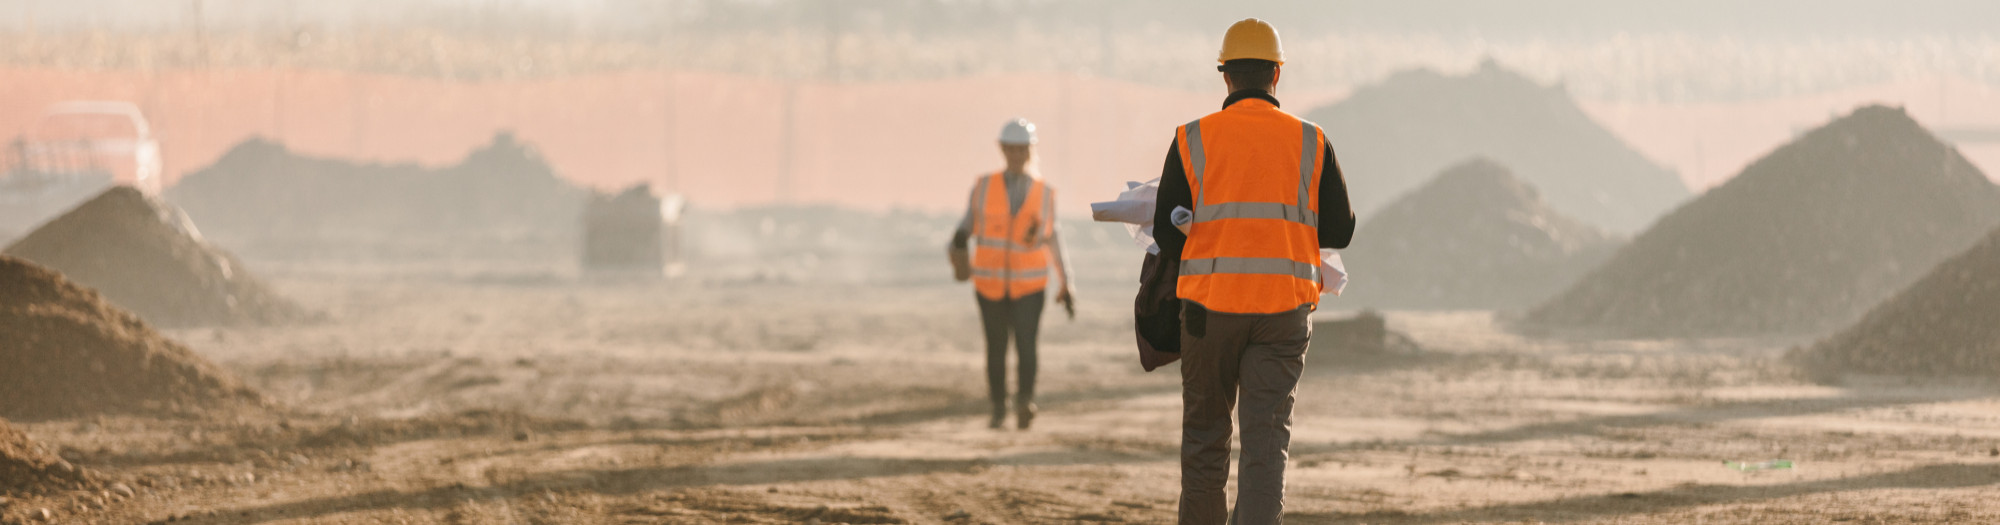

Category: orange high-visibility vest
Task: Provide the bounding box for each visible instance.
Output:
[970,171,1054,300]
[1175,98,1324,314]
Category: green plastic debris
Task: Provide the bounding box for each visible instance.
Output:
[1724,460,1794,472]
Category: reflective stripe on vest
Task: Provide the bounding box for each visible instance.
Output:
[1180,257,1318,282]
[1175,98,1325,314]
[969,171,1052,300]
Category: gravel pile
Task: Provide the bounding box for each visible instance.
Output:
[1522,105,2000,337]
[1791,225,2000,377]
[1340,158,1619,310]
[4,187,304,327]
[1306,59,1688,233]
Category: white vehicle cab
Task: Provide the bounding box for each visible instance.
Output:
[0,101,162,238]
[25,101,162,191]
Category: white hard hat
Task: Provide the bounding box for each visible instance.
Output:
[999,118,1037,145]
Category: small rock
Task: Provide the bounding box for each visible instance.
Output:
[513,431,531,442]
[34,507,53,521]
[111,483,135,499]
[945,509,972,521]
[1989,447,1998,457]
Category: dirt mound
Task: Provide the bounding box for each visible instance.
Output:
[1340,158,1620,310]
[1306,59,1688,233]
[0,255,265,420]
[1523,105,2000,337]
[166,133,584,257]
[3,186,304,327]
[1791,225,2000,377]
[0,418,97,495]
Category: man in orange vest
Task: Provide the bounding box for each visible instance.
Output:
[949,117,1076,430]
[1151,19,1355,524]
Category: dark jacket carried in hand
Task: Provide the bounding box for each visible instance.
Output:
[1135,252,1182,371]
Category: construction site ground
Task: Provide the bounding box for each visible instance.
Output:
[10,262,2000,525]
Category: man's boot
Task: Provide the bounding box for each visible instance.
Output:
[1016,400,1037,430]
[990,402,1007,430]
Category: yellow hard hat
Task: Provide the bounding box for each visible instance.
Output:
[1218,18,1284,65]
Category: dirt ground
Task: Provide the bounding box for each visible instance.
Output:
[8,260,2000,524]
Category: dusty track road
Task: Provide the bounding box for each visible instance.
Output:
[7,270,2000,524]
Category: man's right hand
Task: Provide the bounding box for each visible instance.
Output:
[1056,287,1077,320]
[948,246,973,282]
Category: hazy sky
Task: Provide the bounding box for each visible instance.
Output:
[6,0,1997,102]
[13,0,2000,36]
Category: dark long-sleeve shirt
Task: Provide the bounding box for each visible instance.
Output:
[1152,89,1356,262]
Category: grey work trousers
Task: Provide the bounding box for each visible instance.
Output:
[1178,303,1311,525]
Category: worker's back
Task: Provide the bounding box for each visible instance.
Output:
[1175,98,1326,315]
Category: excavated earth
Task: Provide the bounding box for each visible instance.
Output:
[1523,105,2000,338]
[3,187,306,328]
[0,255,266,421]
[165,133,585,265]
[0,418,98,496]
[1305,59,1689,233]
[3,241,1999,523]
[1792,225,2000,378]
[1341,158,1620,310]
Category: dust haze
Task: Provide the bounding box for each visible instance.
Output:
[3,1,2000,523]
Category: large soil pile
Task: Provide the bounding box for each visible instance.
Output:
[1340,158,1620,310]
[1522,105,2000,337]
[0,418,96,494]
[1791,225,2000,377]
[1306,59,1688,233]
[166,133,584,255]
[0,255,264,420]
[4,187,304,327]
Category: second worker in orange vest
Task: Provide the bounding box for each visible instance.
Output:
[950,118,1076,430]
[1152,19,1356,525]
